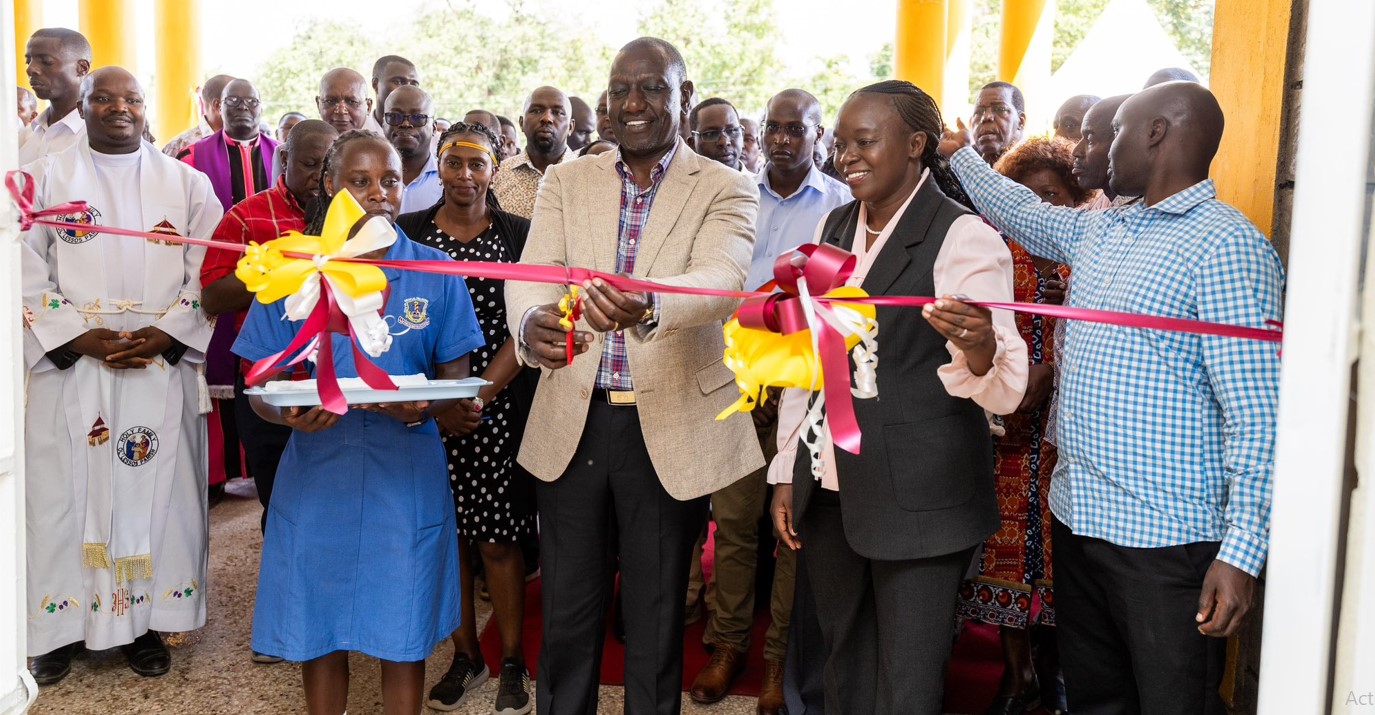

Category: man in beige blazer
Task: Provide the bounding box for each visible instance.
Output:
[504,37,762,715]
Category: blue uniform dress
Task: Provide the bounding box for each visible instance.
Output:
[233,227,484,663]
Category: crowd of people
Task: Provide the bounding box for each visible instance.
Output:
[14,24,1281,715]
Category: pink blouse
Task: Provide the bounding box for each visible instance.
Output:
[768,171,1029,490]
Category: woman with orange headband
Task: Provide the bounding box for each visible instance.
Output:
[396,122,538,715]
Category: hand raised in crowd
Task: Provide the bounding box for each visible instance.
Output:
[523,303,593,370]
[1043,278,1067,305]
[104,326,175,370]
[1018,364,1055,414]
[581,277,652,333]
[436,398,483,437]
[771,484,801,550]
[356,400,431,424]
[1196,560,1256,638]
[937,117,974,159]
[922,295,998,376]
[281,405,341,433]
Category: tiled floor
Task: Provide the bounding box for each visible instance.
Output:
[28,479,760,715]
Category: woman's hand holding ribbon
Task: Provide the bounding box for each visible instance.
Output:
[923,294,997,376]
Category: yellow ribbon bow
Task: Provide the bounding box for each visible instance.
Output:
[717,285,877,420]
[235,190,397,357]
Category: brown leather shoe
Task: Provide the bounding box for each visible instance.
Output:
[689,644,746,704]
[757,658,785,715]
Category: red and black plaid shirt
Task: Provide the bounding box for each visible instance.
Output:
[201,177,305,339]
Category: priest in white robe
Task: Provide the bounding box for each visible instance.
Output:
[20,67,222,685]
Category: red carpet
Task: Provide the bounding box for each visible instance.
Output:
[478,528,1049,713]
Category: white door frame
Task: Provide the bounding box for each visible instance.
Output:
[0,0,36,711]
[1257,0,1375,712]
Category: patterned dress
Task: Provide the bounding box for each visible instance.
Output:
[415,218,533,542]
[957,239,1069,630]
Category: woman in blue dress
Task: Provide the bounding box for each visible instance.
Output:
[235,130,484,715]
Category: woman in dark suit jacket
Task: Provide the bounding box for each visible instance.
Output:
[769,81,1029,715]
[396,122,539,714]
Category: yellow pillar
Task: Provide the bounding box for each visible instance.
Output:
[998,0,1054,127]
[1209,0,1293,237]
[944,0,973,117]
[895,0,947,114]
[79,0,136,73]
[14,0,42,88]
[154,0,203,145]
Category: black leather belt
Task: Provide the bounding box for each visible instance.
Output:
[591,388,636,406]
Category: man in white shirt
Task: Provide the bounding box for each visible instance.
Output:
[18,28,91,166]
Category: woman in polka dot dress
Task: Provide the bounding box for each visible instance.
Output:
[397,122,538,715]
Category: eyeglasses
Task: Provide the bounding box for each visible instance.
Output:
[763,122,814,138]
[972,103,1016,120]
[384,112,431,127]
[222,96,260,109]
[691,126,743,142]
[320,97,363,110]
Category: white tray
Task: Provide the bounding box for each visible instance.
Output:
[244,377,489,407]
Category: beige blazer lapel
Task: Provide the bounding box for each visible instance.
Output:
[634,145,699,276]
[584,153,623,273]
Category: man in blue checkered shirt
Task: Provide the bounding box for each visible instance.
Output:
[940,81,1283,714]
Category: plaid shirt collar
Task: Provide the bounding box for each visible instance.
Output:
[1130,179,1217,216]
[269,175,304,214]
[614,138,680,188]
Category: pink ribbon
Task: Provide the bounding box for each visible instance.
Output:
[6,170,93,231]
[6,168,1284,419]
[240,281,396,415]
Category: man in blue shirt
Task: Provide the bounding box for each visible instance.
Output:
[746,90,853,291]
[689,88,850,715]
[385,86,441,214]
[940,80,1283,714]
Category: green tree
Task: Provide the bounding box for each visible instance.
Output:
[255,20,385,118]
[637,0,786,114]
[1146,0,1215,76]
[407,3,613,119]
[252,1,616,124]
[870,42,895,80]
[799,55,864,123]
[251,0,1215,138]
